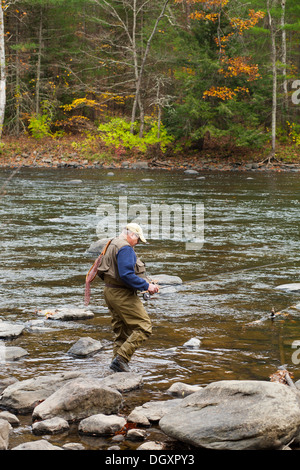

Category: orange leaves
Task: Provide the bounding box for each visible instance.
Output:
[176,0,265,101]
[203,86,249,100]
[230,9,265,34]
[219,57,261,81]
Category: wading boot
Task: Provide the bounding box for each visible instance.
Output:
[109,355,130,373]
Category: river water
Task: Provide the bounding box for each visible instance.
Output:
[1,167,300,449]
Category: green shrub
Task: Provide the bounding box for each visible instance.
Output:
[98,117,174,153]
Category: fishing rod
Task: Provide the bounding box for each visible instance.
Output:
[142,257,300,301]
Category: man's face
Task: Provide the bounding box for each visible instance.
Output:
[127,231,140,247]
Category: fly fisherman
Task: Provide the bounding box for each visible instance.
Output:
[98,223,159,373]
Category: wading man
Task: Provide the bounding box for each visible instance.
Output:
[98,223,159,372]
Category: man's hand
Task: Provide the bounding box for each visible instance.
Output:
[148,283,159,294]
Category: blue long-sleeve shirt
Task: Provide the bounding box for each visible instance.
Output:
[117,246,149,291]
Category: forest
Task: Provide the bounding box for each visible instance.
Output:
[0,0,299,164]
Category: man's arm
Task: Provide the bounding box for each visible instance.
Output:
[117,246,149,291]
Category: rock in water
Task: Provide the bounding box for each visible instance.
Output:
[159,380,300,450]
[67,337,102,357]
[38,307,94,321]
[275,283,300,292]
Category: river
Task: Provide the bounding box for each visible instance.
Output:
[1,167,300,449]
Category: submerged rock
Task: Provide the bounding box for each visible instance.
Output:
[159,380,300,450]
[3,346,29,361]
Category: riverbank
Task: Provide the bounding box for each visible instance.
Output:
[0,135,299,172]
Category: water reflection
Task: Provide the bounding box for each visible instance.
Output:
[1,167,300,391]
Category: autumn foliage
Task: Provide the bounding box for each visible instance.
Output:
[176,0,265,101]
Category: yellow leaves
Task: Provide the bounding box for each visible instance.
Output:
[61,98,103,112]
[190,11,219,22]
[203,86,249,100]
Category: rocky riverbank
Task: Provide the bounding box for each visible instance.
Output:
[1,366,300,450]
[0,135,299,173]
[1,155,300,174]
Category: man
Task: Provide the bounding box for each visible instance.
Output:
[98,223,159,372]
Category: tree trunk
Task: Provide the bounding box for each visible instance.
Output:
[130,0,169,134]
[36,9,43,115]
[0,4,6,140]
[267,0,277,158]
[281,0,288,113]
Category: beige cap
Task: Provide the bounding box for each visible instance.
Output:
[126,223,147,243]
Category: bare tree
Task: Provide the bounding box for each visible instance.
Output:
[89,0,169,136]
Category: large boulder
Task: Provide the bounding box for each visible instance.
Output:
[0,372,81,414]
[159,380,300,450]
[32,378,122,422]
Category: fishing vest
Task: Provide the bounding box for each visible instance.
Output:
[97,236,147,287]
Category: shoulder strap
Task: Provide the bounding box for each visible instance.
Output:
[84,239,112,306]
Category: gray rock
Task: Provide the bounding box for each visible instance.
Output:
[150,274,182,285]
[0,410,20,426]
[63,442,85,450]
[275,283,300,293]
[167,382,202,397]
[38,307,94,321]
[129,399,182,423]
[32,417,70,435]
[100,372,143,393]
[127,428,147,441]
[32,378,122,422]
[132,162,148,169]
[183,169,199,175]
[25,319,55,333]
[0,377,18,394]
[78,413,126,436]
[127,409,150,426]
[86,238,111,256]
[159,380,300,450]
[0,321,24,339]
[3,346,29,361]
[12,439,62,450]
[137,441,165,450]
[67,337,103,357]
[183,337,201,349]
[0,371,81,414]
[0,419,11,450]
